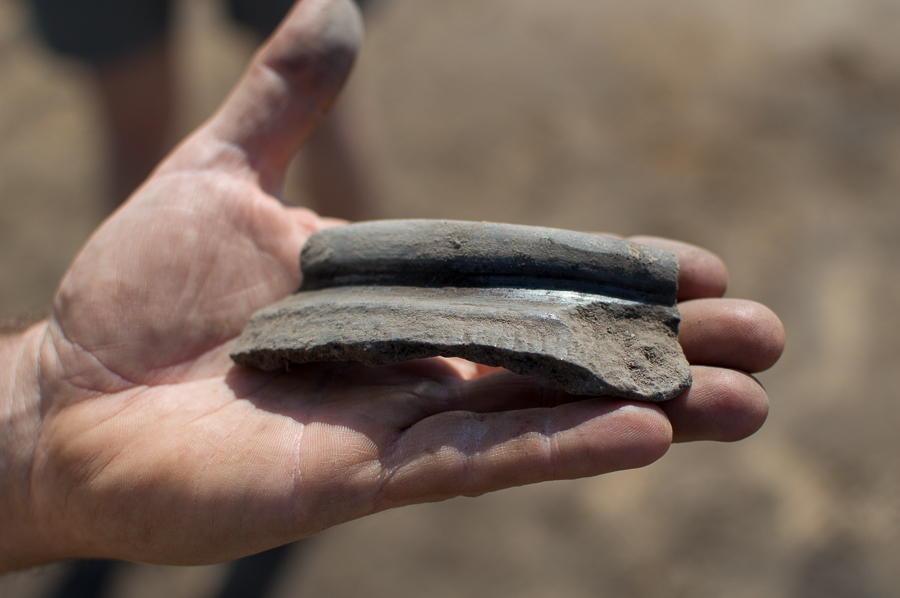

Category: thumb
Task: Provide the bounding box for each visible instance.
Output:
[171,0,363,193]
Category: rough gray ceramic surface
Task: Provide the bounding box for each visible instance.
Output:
[231,220,692,402]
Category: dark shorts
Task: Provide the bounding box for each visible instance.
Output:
[31,0,372,64]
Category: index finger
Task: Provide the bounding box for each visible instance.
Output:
[627,236,729,301]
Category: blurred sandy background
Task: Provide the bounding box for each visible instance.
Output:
[2,0,900,596]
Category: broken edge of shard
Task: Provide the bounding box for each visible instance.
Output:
[231,220,692,402]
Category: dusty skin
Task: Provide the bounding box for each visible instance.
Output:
[0,0,783,574]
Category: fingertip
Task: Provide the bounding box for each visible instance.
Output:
[679,299,786,373]
[261,0,364,103]
[747,303,786,371]
[628,236,729,300]
[759,305,787,368]
[663,367,769,443]
[678,246,729,300]
[570,401,672,472]
[614,403,673,467]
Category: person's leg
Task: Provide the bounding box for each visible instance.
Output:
[227,0,380,220]
[30,0,176,211]
[92,40,176,210]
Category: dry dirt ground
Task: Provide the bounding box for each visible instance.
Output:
[3,0,900,596]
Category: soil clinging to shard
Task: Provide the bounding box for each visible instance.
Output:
[231,220,692,402]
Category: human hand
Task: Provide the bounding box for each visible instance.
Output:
[0,0,783,571]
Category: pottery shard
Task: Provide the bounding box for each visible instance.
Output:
[231,220,692,402]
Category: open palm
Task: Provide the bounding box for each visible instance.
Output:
[7,0,783,569]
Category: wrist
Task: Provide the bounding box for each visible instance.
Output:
[0,322,52,572]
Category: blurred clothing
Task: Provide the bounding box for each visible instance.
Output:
[31,0,373,64]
